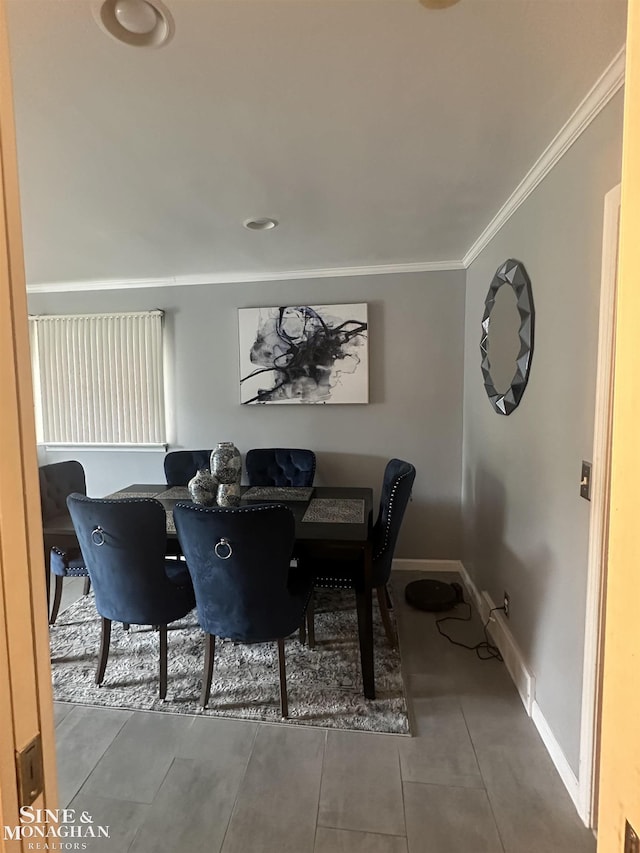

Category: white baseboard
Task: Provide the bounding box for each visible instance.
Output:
[483,591,535,716]
[457,563,586,821]
[392,558,462,573]
[458,563,534,714]
[401,560,585,822]
[532,701,582,816]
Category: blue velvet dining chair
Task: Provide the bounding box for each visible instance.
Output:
[245,448,316,487]
[164,449,213,487]
[306,458,416,648]
[67,494,195,699]
[173,503,313,717]
[39,460,91,625]
[163,449,214,559]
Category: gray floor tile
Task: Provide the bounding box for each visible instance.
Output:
[129,756,247,853]
[81,711,189,803]
[404,781,504,853]
[459,681,543,749]
[392,572,515,702]
[48,573,86,624]
[222,723,325,853]
[49,570,596,853]
[391,573,488,681]
[319,730,405,836]
[399,697,484,788]
[175,714,258,763]
[315,827,407,853]
[475,743,595,853]
[67,791,150,853]
[126,716,256,853]
[59,576,86,615]
[54,701,75,727]
[55,705,132,807]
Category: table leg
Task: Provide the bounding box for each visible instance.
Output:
[356,541,375,700]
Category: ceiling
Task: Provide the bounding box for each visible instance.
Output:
[6,0,627,287]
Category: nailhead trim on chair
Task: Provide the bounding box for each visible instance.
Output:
[315,577,353,589]
[178,504,289,514]
[74,497,162,506]
[51,546,89,576]
[313,463,415,588]
[374,467,414,561]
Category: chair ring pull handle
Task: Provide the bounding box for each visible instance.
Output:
[214,538,232,560]
[91,526,105,546]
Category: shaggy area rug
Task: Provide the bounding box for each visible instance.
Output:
[50,591,410,734]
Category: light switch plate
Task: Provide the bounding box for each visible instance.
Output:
[580,461,592,501]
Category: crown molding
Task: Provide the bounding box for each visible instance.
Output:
[463,45,626,269]
[25,259,465,294]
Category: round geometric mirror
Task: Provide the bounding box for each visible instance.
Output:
[480,259,534,415]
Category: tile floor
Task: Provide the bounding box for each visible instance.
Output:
[53,571,596,852]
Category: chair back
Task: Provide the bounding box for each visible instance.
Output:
[164,449,213,486]
[371,459,416,585]
[245,448,316,487]
[173,503,301,642]
[39,461,86,521]
[67,494,193,625]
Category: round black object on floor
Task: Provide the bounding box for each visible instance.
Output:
[404,579,461,612]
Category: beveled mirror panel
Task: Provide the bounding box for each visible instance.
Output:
[488,284,522,392]
[480,259,534,415]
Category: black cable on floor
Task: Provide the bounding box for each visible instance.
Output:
[435,598,504,662]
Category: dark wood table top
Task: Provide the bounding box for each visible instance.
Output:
[44,484,373,545]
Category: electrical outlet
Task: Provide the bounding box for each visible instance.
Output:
[503,592,510,619]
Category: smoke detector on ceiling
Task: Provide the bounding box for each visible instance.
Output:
[93,0,174,48]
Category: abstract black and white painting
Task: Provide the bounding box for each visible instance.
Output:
[239,304,368,404]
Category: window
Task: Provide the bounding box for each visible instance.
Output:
[29,310,166,447]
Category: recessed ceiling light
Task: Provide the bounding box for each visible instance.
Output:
[93,0,174,48]
[243,218,279,231]
[115,0,157,34]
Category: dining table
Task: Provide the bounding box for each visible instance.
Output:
[43,483,379,700]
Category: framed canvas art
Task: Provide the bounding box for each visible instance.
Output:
[239,303,368,404]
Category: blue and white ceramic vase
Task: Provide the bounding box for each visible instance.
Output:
[210,442,241,485]
[211,442,242,507]
[188,468,218,506]
[216,483,241,508]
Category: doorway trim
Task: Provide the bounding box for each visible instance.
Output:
[578,182,620,827]
[0,0,59,842]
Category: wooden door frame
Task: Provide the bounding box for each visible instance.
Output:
[597,2,640,845]
[0,0,58,848]
[577,183,620,828]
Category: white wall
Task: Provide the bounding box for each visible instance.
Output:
[461,92,624,774]
[30,269,466,559]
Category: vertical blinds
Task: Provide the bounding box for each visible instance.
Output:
[29,311,166,446]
